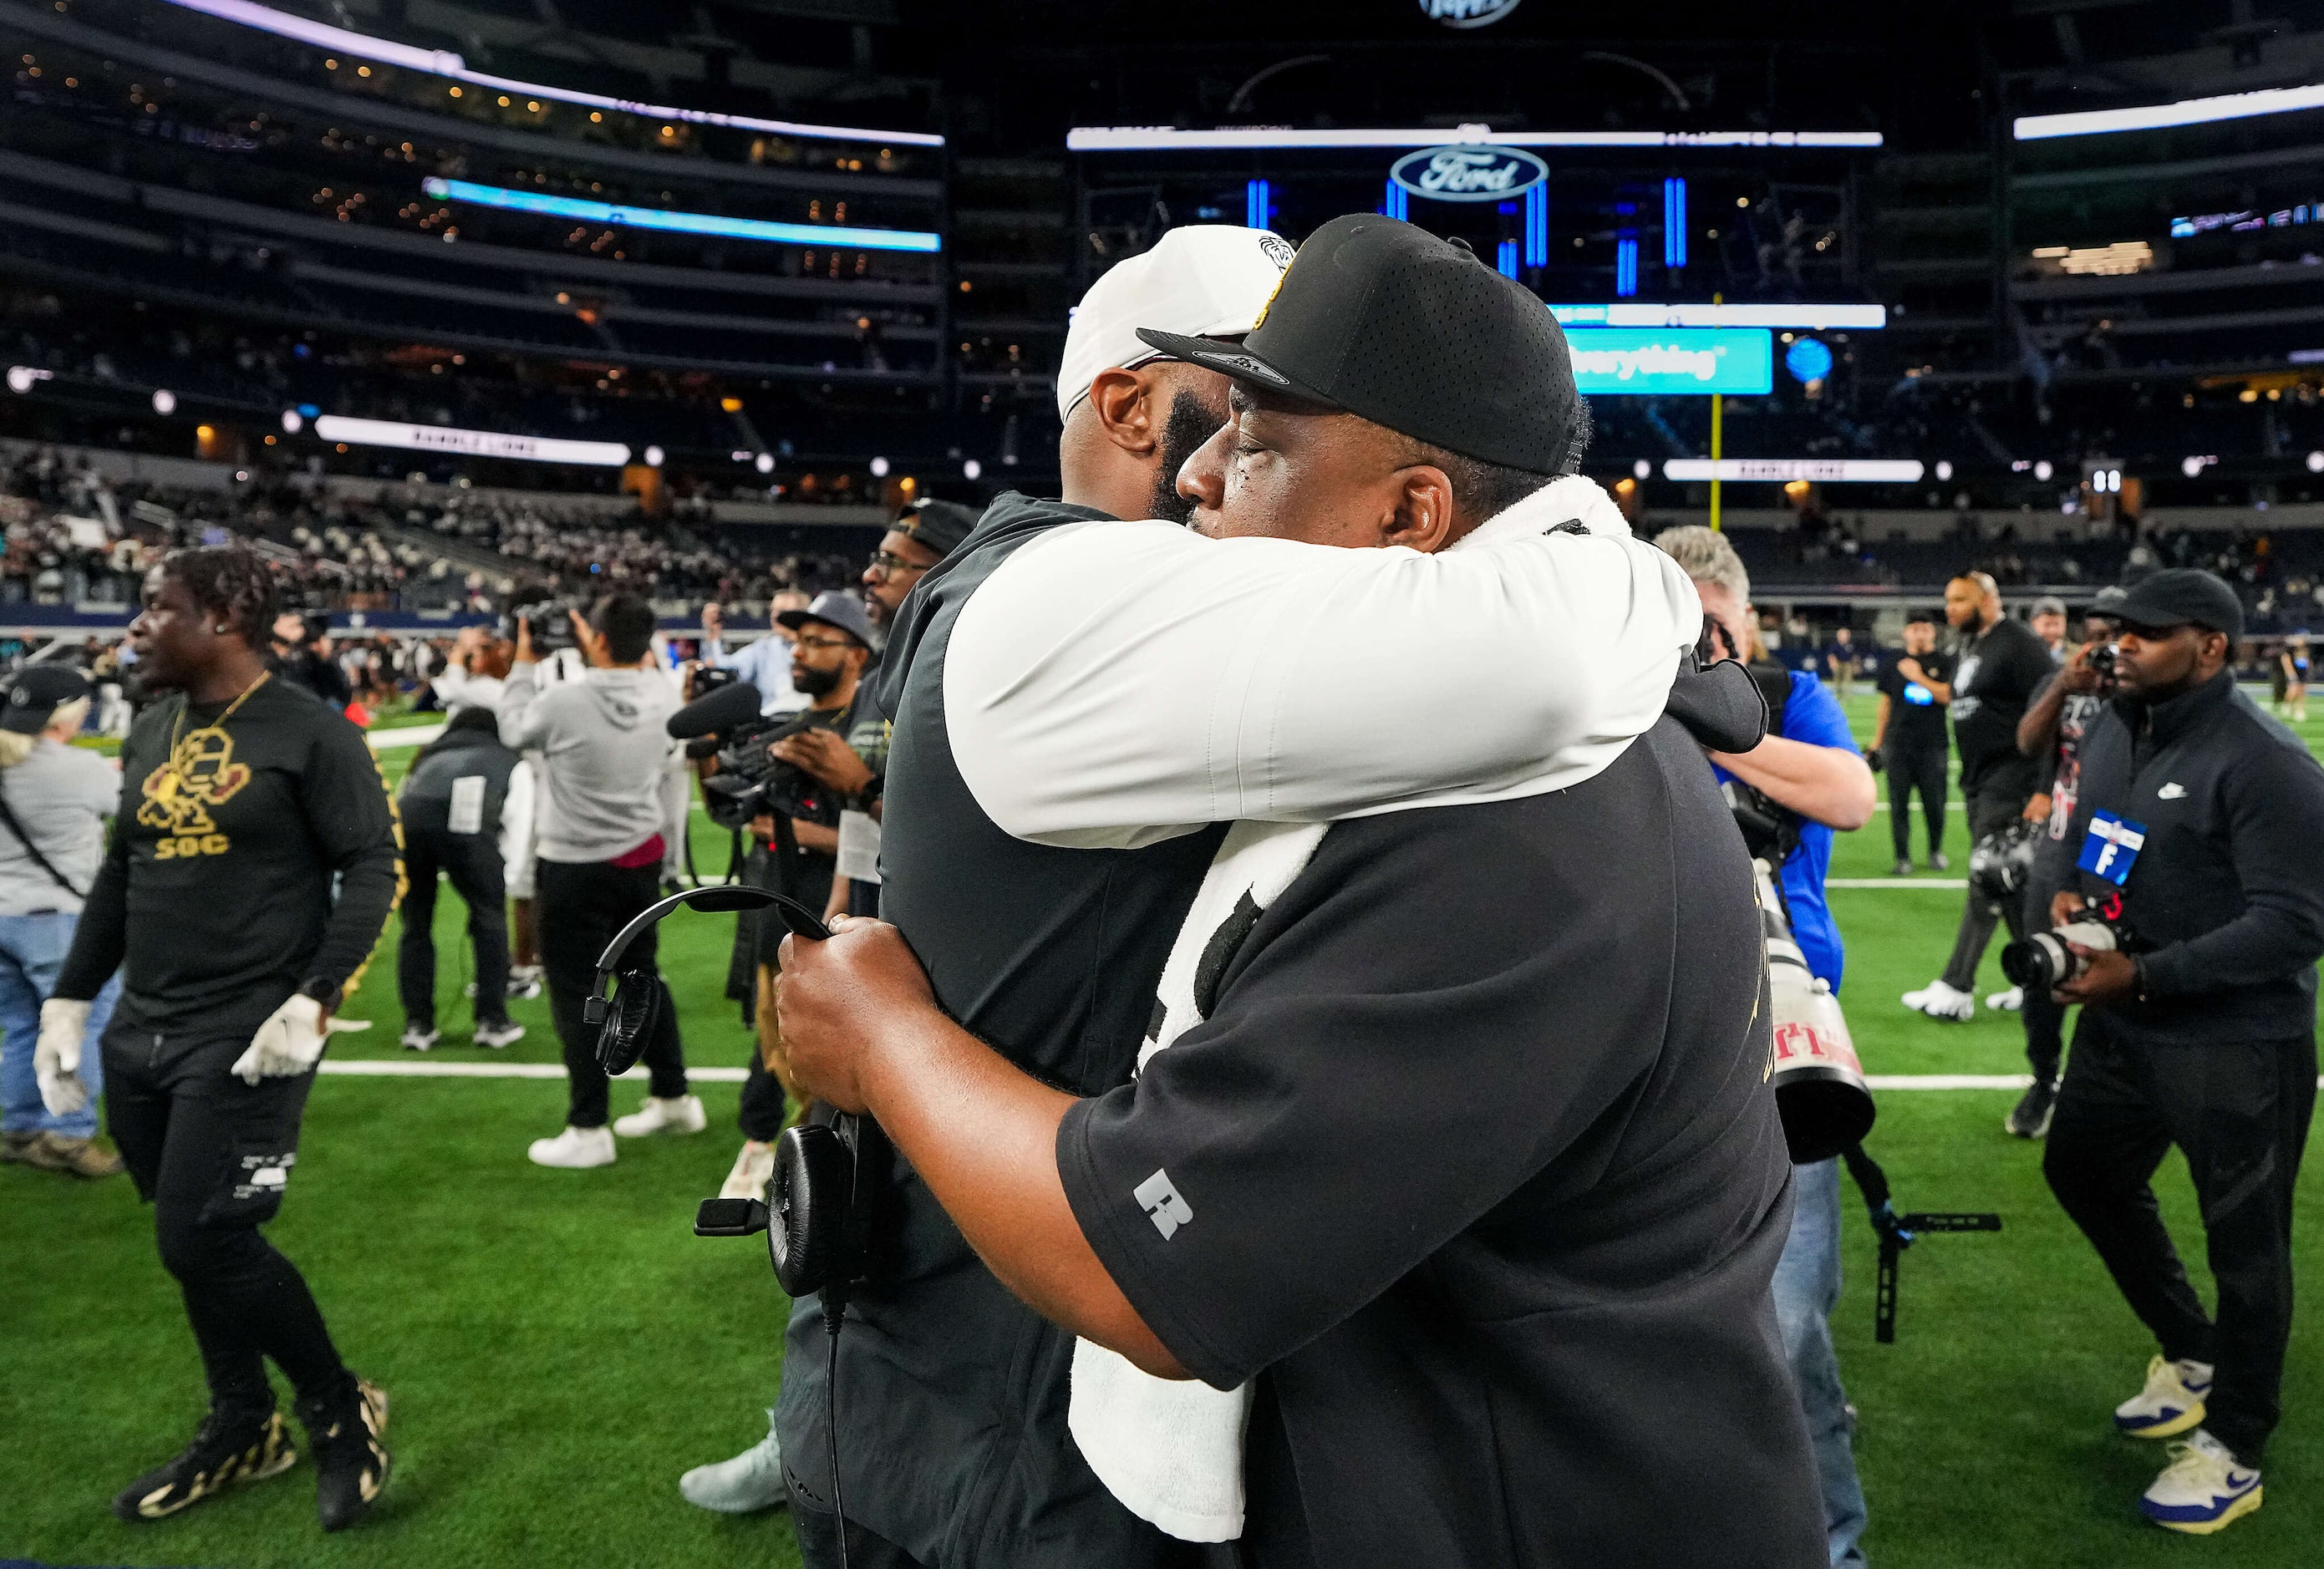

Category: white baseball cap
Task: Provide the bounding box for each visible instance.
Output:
[1056,225,1296,424]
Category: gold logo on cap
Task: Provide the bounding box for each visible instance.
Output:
[1251,260,1293,331]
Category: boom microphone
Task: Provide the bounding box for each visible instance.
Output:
[669,681,762,739]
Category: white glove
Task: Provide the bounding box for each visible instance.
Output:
[36,997,91,1117]
[231,993,331,1085]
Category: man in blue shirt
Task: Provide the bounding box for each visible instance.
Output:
[1657,526,1879,1566]
[699,588,811,717]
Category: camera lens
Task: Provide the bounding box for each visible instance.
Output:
[2000,932,2066,991]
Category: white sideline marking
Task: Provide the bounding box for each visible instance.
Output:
[368,724,445,750]
[321,1059,749,1082]
[1828,879,1968,889]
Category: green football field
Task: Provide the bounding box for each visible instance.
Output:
[5,690,2321,1568]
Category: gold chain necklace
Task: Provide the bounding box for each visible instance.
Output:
[166,668,271,764]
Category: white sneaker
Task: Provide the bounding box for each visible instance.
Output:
[473,1020,526,1049]
[1901,979,1976,1021]
[399,1025,440,1052]
[2140,1429,2261,1534]
[2116,1353,2214,1438]
[1986,985,2023,1012]
[527,1125,616,1168]
[613,1094,707,1138]
[679,1409,789,1514]
[720,1140,777,1201]
[506,966,544,1002]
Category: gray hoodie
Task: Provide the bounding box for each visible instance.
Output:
[499,664,684,864]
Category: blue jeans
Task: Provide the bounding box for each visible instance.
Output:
[1772,1157,1871,1567]
[0,911,121,1140]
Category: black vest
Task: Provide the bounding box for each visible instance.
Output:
[399,727,519,839]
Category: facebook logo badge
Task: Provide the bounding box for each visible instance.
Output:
[2077,810,2147,886]
[1135,1169,1193,1240]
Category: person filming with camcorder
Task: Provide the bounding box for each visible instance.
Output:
[2013,569,2324,1536]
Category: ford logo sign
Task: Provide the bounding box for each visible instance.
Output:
[1418,0,1522,27]
[1390,145,1548,203]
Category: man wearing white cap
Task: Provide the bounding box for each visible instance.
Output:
[770,225,1705,1569]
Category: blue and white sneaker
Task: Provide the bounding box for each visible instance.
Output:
[2140,1429,2261,1534]
[2115,1354,2213,1438]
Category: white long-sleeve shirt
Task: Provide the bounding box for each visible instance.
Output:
[942,475,1701,849]
[703,629,808,716]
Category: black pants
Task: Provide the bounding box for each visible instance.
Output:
[791,1500,930,1569]
[1939,788,2031,992]
[740,1034,789,1142]
[2043,1012,2316,1461]
[1884,745,1948,864]
[398,823,511,1031]
[104,1013,354,1417]
[538,858,686,1128]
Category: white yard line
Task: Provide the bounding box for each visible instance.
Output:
[1828,879,1969,889]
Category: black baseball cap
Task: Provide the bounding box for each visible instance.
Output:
[2113,569,2244,643]
[1,664,91,734]
[777,588,879,651]
[893,498,980,560]
[1134,214,1588,475]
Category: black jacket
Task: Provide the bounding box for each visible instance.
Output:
[2041,670,2324,1045]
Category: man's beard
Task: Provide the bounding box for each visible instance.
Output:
[792,663,841,698]
[1147,389,1229,525]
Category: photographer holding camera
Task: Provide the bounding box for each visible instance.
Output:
[2002,590,2123,1138]
[500,594,694,1170]
[1656,526,1878,1569]
[2027,570,2324,1536]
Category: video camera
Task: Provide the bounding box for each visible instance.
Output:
[502,596,587,655]
[668,673,842,832]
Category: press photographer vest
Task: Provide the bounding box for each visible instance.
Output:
[399,727,518,838]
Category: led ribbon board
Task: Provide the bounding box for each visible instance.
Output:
[1662,459,1926,483]
[1067,126,1881,151]
[1564,328,1773,396]
[2015,83,2324,140]
[421,178,942,252]
[313,416,630,466]
[1552,302,1885,330]
[160,0,943,146]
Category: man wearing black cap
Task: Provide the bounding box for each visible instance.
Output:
[2034,569,2324,1536]
[772,216,1814,1569]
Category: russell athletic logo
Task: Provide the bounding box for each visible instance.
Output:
[1135,1169,1193,1240]
[1391,145,1548,203]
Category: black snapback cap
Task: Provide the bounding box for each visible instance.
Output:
[1134,214,1587,475]
[2113,568,2244,643]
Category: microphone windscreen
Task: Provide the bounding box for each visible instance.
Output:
[668,681,762,739]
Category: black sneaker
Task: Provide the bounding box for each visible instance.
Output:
[298,1377,391,1532]
[1891,859,1914,877]
[2006,1080,2058,1140]
[1928,852,1950,871]
[112,1406,297,1522]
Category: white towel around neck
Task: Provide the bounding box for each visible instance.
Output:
[1067,819,1326,1542]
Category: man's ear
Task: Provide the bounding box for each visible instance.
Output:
[1381,465,1459,555]
[1085,368,1159,459]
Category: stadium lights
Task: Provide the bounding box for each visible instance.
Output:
[2309,450,2324,474]
[5,366,52,394]
[1633,459,1652,480]
[964,459,984,480]
[1935,460,1954,481]
[2034,460,2054,481]
[2182,454,2217,479]
[870,455,891,477]
[150,389,177,415]
[1662,460,1925,483]
[643,445,665,467]
[2014,81,2324,141]
[281,409,303,434]
[313,414,629,466]
[158,0,943,145]
[1067,125,1881,151]
[755,453,776,475]
[1550,302,1885,330]
[422,178,942,252]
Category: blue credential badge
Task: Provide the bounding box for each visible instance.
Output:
[1903,683,1935,706]
[2077,810,2147,885]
